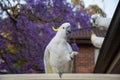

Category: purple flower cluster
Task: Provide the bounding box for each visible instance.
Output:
[0,0,91,74]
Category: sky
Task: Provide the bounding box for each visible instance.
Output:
[67,0,119,18]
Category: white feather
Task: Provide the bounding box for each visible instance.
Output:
[44,23,78,74]
[91,14,112,30]
[91,34,104,48]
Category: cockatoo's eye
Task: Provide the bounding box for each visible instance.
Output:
[63,27,65,29]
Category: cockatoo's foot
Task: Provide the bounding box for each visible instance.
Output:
[70,51,79,60]
[58,72,62,78]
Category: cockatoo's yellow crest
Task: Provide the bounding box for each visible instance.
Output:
[52,26,59,32]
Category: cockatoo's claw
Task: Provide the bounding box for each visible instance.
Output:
[70,51,79,60]
[74,52,79,55]
[58,72,62,78]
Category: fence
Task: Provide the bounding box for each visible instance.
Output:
[0,74,120,80]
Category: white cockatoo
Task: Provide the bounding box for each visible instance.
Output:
[90,14,112,30]
[91,31,105,48]
[44,23,78,78]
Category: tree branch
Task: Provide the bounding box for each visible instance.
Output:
[0,2,17,22]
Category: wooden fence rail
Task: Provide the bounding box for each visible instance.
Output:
[0,74,120,80]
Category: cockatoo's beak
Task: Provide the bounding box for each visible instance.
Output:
[52,26,59,32]
[66,26,71,34]
[90,18,96,27]
[66,29,71,34]
[89,19,93,26]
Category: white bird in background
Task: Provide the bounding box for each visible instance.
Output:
[90,14,112,30]
[91,30,104,48]
[44,22,78,78]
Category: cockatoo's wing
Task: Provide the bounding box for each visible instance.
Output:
[66,42,78,72]
[44,47,53,73]
[66,43,78,58]
[91,34,104,48]
[66,43,72,52]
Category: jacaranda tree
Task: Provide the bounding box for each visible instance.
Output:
[0,0,91,73]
